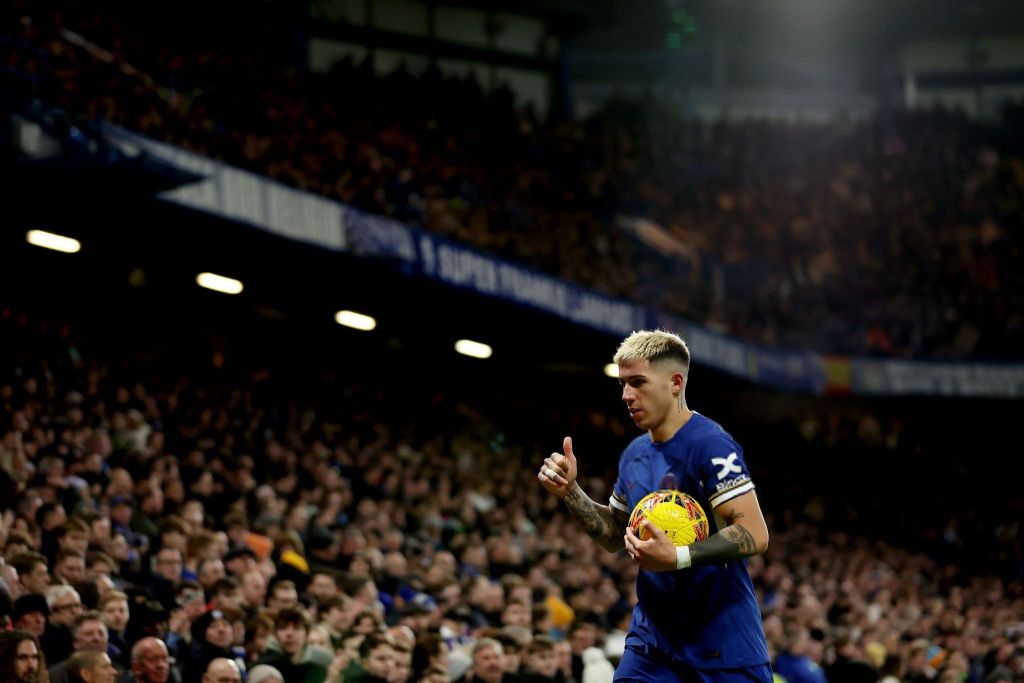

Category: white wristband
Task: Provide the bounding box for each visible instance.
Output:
[675,545,692,570]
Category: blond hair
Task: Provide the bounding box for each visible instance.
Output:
[613,330,690,371]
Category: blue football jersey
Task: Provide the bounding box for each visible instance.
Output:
[610,412,770,669]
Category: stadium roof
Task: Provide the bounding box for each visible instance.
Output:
[445,0,1024,41]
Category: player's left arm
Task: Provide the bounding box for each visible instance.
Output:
[688,490,768,565]
[624,490,768,572]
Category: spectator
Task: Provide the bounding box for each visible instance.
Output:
[239,569,267,619]
[522,636,560,683]
[825,628,879,683]
[257,606,332,683]
[341,633,399,683]
[773,625,827,683]
[41,585,83,665]
[320,594,356,649]
[64,648,118,683]
[0,629,46,683]
[11,552,50,596]
[180,609,239,682]
[244,614,276,667]
[247,664,286,683]
[13,594,49,637]
[128,637,176,683]
[467,638,507,683]
[202,658,242,683]
[98,590,130,666]
[580,648,614,683]
[266,579,300,612]
[48,610,117,683]
[147,547,183,611]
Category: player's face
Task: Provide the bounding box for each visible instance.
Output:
[618,359,677,435]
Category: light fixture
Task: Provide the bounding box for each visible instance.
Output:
[335,310,376,331]
[26,230,81,254]
[196,272,244,295]
[455,339,492,359]
[604,363,619,378]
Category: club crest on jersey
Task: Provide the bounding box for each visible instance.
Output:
[659,473,679,490]
[711,453,742,480]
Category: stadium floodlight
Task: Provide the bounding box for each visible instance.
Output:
[604,363,619,378]
[335,310,376,331]
[196,272,244,295]
[455,339,492,359]
[26,230,81,254]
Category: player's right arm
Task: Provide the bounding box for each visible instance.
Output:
[562,482,628,552]
[538,436,628,553]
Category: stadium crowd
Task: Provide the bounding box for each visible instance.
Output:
[0,305,1021,683]
[3,1,1024,360]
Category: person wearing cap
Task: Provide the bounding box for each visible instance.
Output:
[14,593,49,637]
[307,527,341,575]
[222,546,256,578]
[180,608,240,682]
[395,594,435,634]
[126,598,171,644]
[307,569,340,603]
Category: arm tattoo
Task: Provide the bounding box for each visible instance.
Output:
[689,524,758,566]
[563,484,627,553]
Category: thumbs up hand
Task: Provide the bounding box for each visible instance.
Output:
[538,436,579,498]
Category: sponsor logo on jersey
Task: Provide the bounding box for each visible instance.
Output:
[715,474,751,492]
[711,452,742,480]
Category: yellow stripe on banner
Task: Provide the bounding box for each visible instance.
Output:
[822,356,852,394]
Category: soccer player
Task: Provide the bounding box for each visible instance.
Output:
[538,329,771,683]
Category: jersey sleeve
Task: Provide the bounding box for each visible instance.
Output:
[697,435,755,510]
[610,482,630,517]
[609,449,631,517]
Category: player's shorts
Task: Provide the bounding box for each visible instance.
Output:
[615,645,773,683]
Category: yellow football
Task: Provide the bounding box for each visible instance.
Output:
[628,489,709,546]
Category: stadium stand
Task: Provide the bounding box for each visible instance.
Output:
[1,3,1023,683]
[3,1,1023,359]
